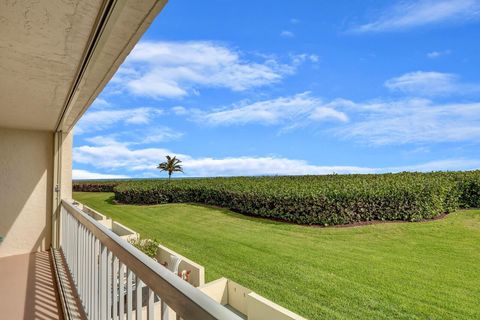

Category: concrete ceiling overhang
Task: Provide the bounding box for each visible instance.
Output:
[0,0,167,132]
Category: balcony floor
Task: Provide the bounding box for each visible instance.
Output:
[0,251,64,320]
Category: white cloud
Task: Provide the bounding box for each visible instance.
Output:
[351,0,480,33]
[73,136,371,176]
[291,53,320,64]
[171,106,187,115]
[73,137,374,176]
[84,126,183,148]
[309,54,320,63]
[73,137,480,177]
[290,18,300,24]
[337,98,480,145]
[112,41,299,99]
[385,71,480,96]
[427,50,451,58]
[182,157,375,176]
[85,136,121,146]
[92,98,110,107]
[74,139,179,171]
[280,30,295,38]
[385,71,457,96]
[193,93,348,127]
[72,169,129,180]
[309,107,349,122]
[75,107,163,134]
[141,127,184,143]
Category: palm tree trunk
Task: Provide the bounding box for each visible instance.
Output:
[168,172,171,181]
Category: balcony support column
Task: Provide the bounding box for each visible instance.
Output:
[52,130,73,249]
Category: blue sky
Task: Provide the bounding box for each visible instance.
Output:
[73,0,480,179]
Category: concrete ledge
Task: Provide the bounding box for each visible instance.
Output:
[200,278,305,320]
[79,203,138,241]
[247,292,305,320]
[112,221,138,241]
[82,205,107,221]
[156,244,205,287]
[199,277,229,304]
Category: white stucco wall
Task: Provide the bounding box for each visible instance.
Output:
[60,131,73,201]
[0,127,54,257]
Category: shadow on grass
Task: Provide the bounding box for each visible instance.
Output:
[181,203,288,227]
[103,196,286,227]
[105,195,116,205]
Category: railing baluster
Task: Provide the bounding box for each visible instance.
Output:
[127,268,133,320]
[83,226,87,303]
[68,213,71,265]
[74,218,78,284]
[79,224,83,301]
[73,215,77,278]
[113,256,119,320]
[107,250,113,319]
[90,234,94,320]
[147,288,154,320]
[68,212,72,269]
[83,227,87,309]
[60,208,64,250]
[80,224,84,299]
[91,232,95,319]
[79,224,82,299]
[119,262,125,320]
[66,211,69,266]
[100,243,107,319]
[86,230,91,318]
[86,231,90,318]
[73,215,76,276]
[136,276,143,320]
[94,238,100,320]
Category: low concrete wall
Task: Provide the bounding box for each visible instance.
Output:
[199,278,251,315]
[112,221,138,241]
[79,203,137,240]
[247,292,305,320]
[199,278,228,304]
[82,205,107,222]
[200,278,305,320]
[227,279,251,316]
[156,244,205,287]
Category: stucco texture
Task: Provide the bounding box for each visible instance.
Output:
[0,127,53,257]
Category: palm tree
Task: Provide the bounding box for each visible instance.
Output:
[157,155,183,180]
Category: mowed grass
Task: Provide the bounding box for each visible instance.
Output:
[74,192,480,320]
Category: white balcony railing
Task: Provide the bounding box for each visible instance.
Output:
[60,200,242,320]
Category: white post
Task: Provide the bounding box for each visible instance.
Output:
[162,255,182,320]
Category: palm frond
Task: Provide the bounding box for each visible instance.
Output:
[156,155,184,179]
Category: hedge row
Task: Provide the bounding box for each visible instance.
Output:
[101,171,480,226]
[456,173,480,208]
[72,180,119,192]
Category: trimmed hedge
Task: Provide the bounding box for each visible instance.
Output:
[73,180,119,192]
[105,171,480,226]
[455,172,480,208]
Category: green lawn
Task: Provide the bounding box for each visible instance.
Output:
[74,192,480,320]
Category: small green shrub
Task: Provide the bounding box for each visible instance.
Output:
[128,237,159,258]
